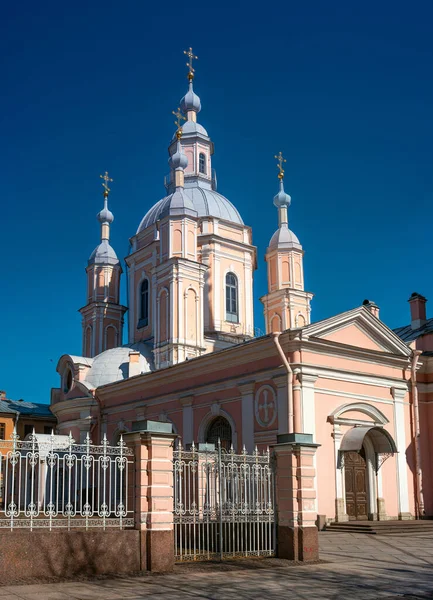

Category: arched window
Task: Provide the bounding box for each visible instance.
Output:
[225,272,238,323]
[199,153,206,175]
[139,279,149,327]
[206,416,232,450]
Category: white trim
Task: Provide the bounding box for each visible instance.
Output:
[392,388,410,514]
[298,365,410,390]
[329,402,389,425]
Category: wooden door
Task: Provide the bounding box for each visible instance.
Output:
[344,449,368,520]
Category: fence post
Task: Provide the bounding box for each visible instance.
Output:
[272,433,320,562]
[124,421,177,573]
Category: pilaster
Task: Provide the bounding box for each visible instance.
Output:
[391,386,411,519]
[124,425,177,572]
[238,381,255,452]
[332,424,349,522]
[272,434,320,561]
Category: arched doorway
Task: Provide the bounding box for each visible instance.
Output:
[206,416,232,450]
[340,426,397,521]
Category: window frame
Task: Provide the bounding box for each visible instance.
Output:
[138,278,149,328]
[225,272,239,323]
[0,423,5,440]
[199,152,206,175]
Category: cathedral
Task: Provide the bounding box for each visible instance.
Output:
[51,50,433,525]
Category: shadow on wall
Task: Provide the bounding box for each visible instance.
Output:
[0,530,141,584]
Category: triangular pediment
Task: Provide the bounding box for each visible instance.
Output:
[302,307,411,357]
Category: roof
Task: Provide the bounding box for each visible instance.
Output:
[393,318,433,343]
[137,185,244,233]
[0,398,55,420]
[83,342,154,388]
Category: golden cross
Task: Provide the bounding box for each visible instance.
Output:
[100,171,113,195]
[274,151,287,180]
[172,107,186,138]
[184,47,198,80]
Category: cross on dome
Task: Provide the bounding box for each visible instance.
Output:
[184,47,198,81]
[172,107,186,139]
[274,152,286,180]
[100,171,113,197]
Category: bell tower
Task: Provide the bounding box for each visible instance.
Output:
[79,173,127,357]
[260,153,313,333]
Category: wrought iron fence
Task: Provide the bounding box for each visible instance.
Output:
[0,429,134,530]
[173,441,275,561]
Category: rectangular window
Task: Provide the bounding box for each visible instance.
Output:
[44,426,53,435]
[0,423,5,440]
[24,424,33,438]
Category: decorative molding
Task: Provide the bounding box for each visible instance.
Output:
[255,385,277,428]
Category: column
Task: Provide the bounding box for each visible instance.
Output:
[391,386,411,519]
[298,373,318,436]
[273,375,288,435]
[333,424,349,522]
[124,423,177,572]
[239,382,255,452]
[179,395,194,446]
[272,434,320,561]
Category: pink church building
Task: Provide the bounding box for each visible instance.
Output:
[51,58,433,526]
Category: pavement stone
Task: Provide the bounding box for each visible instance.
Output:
[1,532,433,599]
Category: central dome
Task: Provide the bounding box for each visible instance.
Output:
[137,186,244,233]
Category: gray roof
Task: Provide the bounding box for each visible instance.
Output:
[394,318,433,343]
[85,342,154,388]
[137,185,244,233]
[88,240,119,266]
[268,224,302,251]
[0,399,55,419]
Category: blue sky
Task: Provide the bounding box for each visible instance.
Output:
[1,0,432,404]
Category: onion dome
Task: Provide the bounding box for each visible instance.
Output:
[169,140,188,171]
[180,82,201,114]
[273,181,291,209]
[97,199,114,224]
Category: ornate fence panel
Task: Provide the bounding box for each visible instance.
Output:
[173,441,275,561]
[0,430,134,530]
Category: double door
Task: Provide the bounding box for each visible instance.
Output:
[344,448,368,520]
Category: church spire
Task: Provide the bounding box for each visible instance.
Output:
[273,152,291,228]
[98,171,114,242]
[180,47,201,121]
[170,108,188,189]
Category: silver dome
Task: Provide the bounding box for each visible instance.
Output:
[85,342,154,388]
[268,224,302,251]
[88,240,119,265]
[137,186,244,233]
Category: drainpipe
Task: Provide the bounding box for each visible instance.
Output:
[272,332,294,434]
[410,349,424,518]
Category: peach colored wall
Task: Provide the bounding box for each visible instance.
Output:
[325,325,387,352]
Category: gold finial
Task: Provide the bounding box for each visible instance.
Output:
[184,47,198,81]
[100,171,113,197]
[172,107,186,139]
[274,151,286,180]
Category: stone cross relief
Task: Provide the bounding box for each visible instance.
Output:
[259,389,274,424]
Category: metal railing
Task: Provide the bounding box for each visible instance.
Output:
[173,441,275,561]
[0,429,134,530]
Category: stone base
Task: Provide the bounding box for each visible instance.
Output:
[146,529,174,572]
[399,512,414,521]
[377,498,387,520]
[335,498,349,522]
[278,526,319,562]
[0,530,141,585]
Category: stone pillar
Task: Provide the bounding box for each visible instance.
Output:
[272,433,320,562]
[332,424,349,522]
[239,381,255,452]
[179,395,194,446]
[124,422,177,572]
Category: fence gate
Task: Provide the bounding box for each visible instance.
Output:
[173,441,275,561]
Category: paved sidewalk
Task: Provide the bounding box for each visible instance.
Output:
[1,532,433,599]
